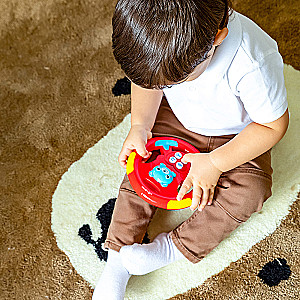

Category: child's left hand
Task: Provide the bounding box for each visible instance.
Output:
[177,153,222,211]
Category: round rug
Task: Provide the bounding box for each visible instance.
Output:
[51,64,300,300]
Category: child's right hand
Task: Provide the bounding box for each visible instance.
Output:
[118,125,152,169]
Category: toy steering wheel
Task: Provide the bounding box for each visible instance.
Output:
[126,137,200,210]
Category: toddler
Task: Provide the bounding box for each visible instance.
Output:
[92,0,289,299]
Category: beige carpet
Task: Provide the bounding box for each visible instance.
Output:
[0,0,299,299]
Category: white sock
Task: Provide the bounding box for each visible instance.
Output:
[92,249,131,300]
[119,232,185,275]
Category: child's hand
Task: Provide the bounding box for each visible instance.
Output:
[118,125,152,169]
[177,153,222,211]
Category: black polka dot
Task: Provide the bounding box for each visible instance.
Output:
[258,258,291,286]
[78,197,150,262]
[112,77,131,96]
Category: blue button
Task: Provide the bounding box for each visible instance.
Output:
[176,162,183,169]
[175,152,182,159]
[169,157,176,164]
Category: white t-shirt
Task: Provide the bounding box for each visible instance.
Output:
[162,11,288,136]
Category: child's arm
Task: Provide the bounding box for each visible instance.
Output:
[130,82,163,131]
[118,82,163,168]
[178,109,289,211]
[209,109,289,172]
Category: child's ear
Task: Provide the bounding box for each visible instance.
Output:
[213,28,229,46]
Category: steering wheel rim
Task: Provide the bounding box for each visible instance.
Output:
[126,137,200,210]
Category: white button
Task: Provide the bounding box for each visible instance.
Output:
[174,152,182,159]
[176,162,183,169]
[169,157,176,164]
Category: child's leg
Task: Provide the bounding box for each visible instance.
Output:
[103,174,158,252]
[93,162,159,299]
[92,175,158,299]
[167,151,272,264]
[92,249,131,300]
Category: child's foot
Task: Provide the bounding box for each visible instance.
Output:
[92,249,131,300]
[119,232,185,275]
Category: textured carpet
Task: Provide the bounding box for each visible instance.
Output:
[0,0,299,299]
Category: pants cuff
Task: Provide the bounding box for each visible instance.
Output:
[169,230,202,264]
[103,240,122,252]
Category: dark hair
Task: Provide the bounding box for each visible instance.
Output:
[112,0,232,89]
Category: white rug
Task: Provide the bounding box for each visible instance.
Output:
[51,64,300,299]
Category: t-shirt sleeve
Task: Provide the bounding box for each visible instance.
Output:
[236,52,288,124]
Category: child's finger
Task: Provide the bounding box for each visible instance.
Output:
[199,188,210,210]
[147,131,152,140]
[141,151,152,162]
[190,184,202,211]
[118,147,132,168]
[135,143,149,158]
[177,178,192,201]
[181,153,192,164]
[118,157,128,169]
[144,151,152,158]
[208,189,214,205]
[118,160,127,169]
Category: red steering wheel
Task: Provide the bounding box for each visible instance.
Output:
[126,137,200,210]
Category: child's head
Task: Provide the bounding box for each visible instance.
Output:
[112,0,232,89]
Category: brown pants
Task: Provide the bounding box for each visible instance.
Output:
[103,97,273,263]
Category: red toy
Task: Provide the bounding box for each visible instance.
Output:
[126,137,200,210]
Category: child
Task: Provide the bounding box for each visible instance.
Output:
[92,0,289,299]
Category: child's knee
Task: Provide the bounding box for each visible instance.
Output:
[215,170,272,222]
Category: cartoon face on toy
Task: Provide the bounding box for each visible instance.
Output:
[149,163,176,187]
